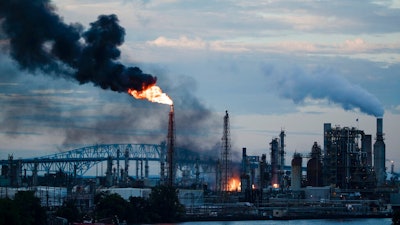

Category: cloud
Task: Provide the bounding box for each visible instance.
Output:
[147,36,206,49]
[343,38,367,50]
[145,34,400,62]
[393,105,400,114]
[273,41,318,52]
[147,36,252,53]
[337,38,400,54]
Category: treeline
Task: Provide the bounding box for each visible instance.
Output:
[0,185,185,225]
[56,186,185,224]
[0,191,47,225]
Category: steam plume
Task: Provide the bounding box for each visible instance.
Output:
[263,65,384,117]
[0,0,156,93]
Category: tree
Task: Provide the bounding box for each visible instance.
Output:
[393,210,400,225]
[55,199,82,223]
[94,192,130,222]
[127,196,151,223]
[13,191,47,225]
[0,198,20,225]
[148,185,185,222]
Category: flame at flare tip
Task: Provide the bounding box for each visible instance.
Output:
[128,85,173,105]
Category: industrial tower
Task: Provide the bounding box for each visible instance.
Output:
[166,105,175,186]
[374,118,386,186]
[323,123,375,189]
[270,130,285,188]
[219,110,231,192]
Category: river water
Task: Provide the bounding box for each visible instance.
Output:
[159,218,392,225]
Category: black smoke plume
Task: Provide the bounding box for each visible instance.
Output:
[0,0,222,158]
[0,0,156,92]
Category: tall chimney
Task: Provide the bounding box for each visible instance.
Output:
[166,104,175,186]
[374,117,386,186]
[377,118,383,137]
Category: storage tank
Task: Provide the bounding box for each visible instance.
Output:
[291,153,302,190]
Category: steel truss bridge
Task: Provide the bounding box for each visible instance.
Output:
[0,143,217,179]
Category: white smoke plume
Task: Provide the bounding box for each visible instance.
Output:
[263,65,384,117]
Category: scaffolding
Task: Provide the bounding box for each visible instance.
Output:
[323,125,375,189]
[219,110,231,193]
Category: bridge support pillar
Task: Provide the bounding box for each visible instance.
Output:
[136,159,139,179]
[106,157,113,187]
[32,161,38,186]
[145,159,149,179]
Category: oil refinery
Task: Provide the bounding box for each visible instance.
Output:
[0,110,398,220]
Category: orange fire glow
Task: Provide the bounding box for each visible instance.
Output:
[228,177,241,192]
[128,85,173,105]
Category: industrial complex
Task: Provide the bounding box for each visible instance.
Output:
[0,109,398,220]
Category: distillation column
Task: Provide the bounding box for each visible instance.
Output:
[270,138,279,187]
[279,130,286,177]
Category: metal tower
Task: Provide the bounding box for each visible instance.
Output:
[279,130,286,173]
[220,110,231,192]
[166,104,176,186]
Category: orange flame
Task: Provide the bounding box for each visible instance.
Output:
[128,85,173,105]
[228,177,241,192]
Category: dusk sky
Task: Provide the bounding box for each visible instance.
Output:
[0,0,399,170]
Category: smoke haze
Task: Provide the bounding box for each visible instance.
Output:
[0,0,220,153]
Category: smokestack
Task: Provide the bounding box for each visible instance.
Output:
[377,118,383,138]
[374,117,386,186]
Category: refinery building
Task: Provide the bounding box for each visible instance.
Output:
[0,113,397,219]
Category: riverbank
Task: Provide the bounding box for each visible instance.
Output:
[180,202,393,222]
[181,212,392,222]
[176,218,392,225]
